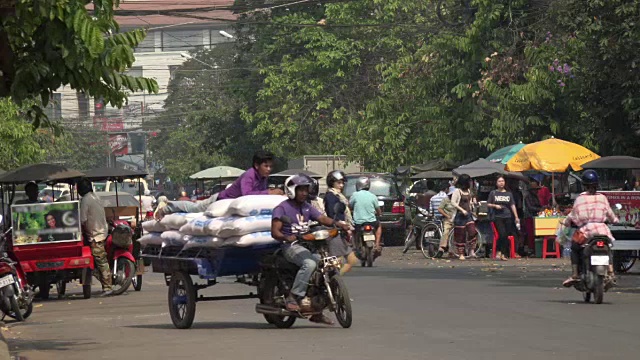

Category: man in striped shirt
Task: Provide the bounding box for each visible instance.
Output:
[430,183,449,217]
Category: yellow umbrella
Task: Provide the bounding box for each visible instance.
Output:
[505,137,600,172]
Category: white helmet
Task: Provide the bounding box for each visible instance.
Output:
[284,174,314,200]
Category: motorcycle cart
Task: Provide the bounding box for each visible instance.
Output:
[0,164,94,300]
[84,167,148,291]
[97,192,144,293]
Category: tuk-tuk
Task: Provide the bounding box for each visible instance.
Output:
[0,164,94,300]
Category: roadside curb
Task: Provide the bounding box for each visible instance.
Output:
[0,328,10,360]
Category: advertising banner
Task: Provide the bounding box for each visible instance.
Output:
[11,201,81,245]
[602,191,640,227]
[109,133,129,156]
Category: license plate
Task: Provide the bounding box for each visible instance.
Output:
[0,275,15,288]
[591,255,609,266]
[423,231,435,238]
[363,234,375,241]
[378,201,385,207]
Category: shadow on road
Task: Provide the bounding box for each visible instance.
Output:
[125,321,330,330]
[9,338,97,353]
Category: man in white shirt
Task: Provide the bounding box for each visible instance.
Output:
[79,178,112,296]
[140,190,155,216]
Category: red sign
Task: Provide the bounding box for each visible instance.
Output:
[93,117,124,132]
[109,133,129,157]
[602,191,640,226]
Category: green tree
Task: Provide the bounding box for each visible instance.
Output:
[0,0,159,126]
[0,98,47,169]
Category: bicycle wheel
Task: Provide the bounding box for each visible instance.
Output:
[447,224,484,257]
[420,224,441,259]
[402,226,417,254]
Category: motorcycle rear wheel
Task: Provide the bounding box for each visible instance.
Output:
[260,277,296,329]
[330,276,352,328]
[594,275,604,304]
[133,275,143,291]
[111,259,135,296]
[364,247,373,267]
[9,296,24,321]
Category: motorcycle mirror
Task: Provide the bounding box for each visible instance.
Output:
[280,215,292,225]
[615,203,623,210]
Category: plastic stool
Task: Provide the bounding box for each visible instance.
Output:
[542,236,561,259]
[491,222,516,259]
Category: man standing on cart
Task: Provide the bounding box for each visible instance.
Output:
[78,178,112,296]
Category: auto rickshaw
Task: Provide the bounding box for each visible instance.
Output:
[0,164,94,299]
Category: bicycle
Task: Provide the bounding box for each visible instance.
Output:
[402,202,444,259]
[446,219,486,258]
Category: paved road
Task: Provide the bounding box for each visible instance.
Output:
[3,249,640,360]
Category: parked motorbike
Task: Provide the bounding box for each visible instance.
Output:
[0,218,33,322]
[355,224,376,267]
[255,217,353,328]
[104,220,136,295]
[574,236,614,304]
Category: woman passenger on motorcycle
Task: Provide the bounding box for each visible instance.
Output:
[451,174,479,260]
[323,171,359,275]
[271,174,350,324]
[562,170,618,287]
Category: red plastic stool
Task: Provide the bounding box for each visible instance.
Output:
[542,236,561,259]
[491,222,516,259]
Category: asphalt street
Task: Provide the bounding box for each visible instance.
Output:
[3,248,640,360]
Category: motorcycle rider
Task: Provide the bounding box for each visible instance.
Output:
[562,170,618,287]
[324,170,359,275]
[78,178,112,296]
[271,174,349,324]
[349,177,383,254]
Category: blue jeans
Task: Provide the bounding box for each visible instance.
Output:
[283,244,320,297]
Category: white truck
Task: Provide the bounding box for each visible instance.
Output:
[287,155,364,194]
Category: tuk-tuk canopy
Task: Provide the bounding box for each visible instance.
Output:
[83,167,148,181]
[0,163,84,184]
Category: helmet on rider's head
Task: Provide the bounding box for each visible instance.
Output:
[308,177,319,201]
[581,170,599,186]
[326,170,346,188]
[355,177,370,191]
[284,174,314,200]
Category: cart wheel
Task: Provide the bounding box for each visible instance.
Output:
[38,277,50,300]
[111,258,135,296]
[168,272,196,329]
[82,268,92,299]
[133,275,143,291]
[56,280,66,299]
[330,276,352,328]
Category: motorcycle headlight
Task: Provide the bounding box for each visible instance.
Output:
[312,230,331,240]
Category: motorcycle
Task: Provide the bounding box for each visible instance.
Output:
[255,216,353,328]
[574,235,615,304]
[355,224,376,267]
[0,219,33,322]
[104,220,136,295]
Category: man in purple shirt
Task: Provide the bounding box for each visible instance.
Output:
[218,150,284,199]
[271,174,349,325]
[156,151,284,217]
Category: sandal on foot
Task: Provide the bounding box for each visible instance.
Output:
[435,249,444,258]
[285,296,300,312]
[562,277,579,287]
[309,314,334,326]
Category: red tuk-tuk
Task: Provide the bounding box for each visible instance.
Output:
[0,164,94,299]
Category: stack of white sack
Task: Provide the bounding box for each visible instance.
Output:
[180,195,285,249]
[138,196,285,251]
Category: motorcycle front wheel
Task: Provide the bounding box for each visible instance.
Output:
[9,296,24,321]
[330,276,352,328]
[111,259,135,296]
